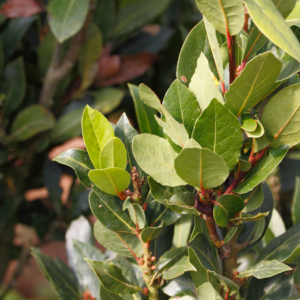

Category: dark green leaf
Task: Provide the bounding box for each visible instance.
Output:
[193,99,243,170]
[53,149,94,188]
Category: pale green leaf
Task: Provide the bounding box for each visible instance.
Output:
[286,1,300,27]
[173,215,193,248]
[123,199,146,229]
[189,53,224,112]
[225,52,282,117]
[133,134,186,187]
[197,282,223,300]
[174,148,229,189]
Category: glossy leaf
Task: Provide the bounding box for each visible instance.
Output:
[89,168,130,196]
[82,105,114,169]
[50,107,83,143]
[10,105,55,141]
[244,0,300,62]
[189,53,224,112]
[261,84,300,148]
[48,0,90,43]
[139,84,189,147]
[225,52,282,117]
[32,248,82,300]
[197,282,223,300]
[192,99,243,170]
[213,194,244,227]
[174,148,229,189]
[163,80,201,137]
[85,259,142,294]
[257,220,300,263]
[53,149,94,188]
[195,0,244,35]
[234,146,289,194]
[94,221,143,258]
[89,191,135,233]
[1,57,26,117]
[133,134,186,186]
[100,137,127,170]
[245,269,295,300]
[152,247,187,281]
[241,184,264,213]
[203,17,224,82]
[173,215,193,248]
[162,256,196,280]
[123,198,146,229]
[128,83,163,137]
[237,260,291,279]
[292,176,300,224]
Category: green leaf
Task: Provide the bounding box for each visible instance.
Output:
[167,192,200,216]
[1,57,26,117]
[162,256,196,280]
[244,0,300,62]
[111,0,170,38]
[243,0,296,61]
[48,0,90,43]
[241,112,257,132]
[82,105,115,169]
[246,118,265,138]
[213,194,244,227]
[195,0,244,35]
[254,135,271,153]
[31,248,82,300]
[197,282,223,300]
[286,2,300,27]
[257,220,300,263]
[10,105,55,141]
[133,134,186,186]
[224,52,282,117]
[72,240,106,300]
[177,21,217,86]
[238,218,265,245]
[50,107,83,143]
[203,17,224,82]
[100,137,127,170]
[234,145,289,194]
[239,159,252,172]
[192,98,243,170]
[261,84,300,148]
[174,148,229,189]
[224,227,238,244]
[189,53,224,112]
[89,191,135,233]
[241,184,264,213]
[173,215,193,248]
[94,220,143,258]
[85,259,142,294]
[89,168,130,196]
[129,83,163,137]
[53,149,94,188]
[245,269,295,300]
[163,80,201,137]
[152,247,187,281]
[237,260,291,279]
[78,23,102,92]
[236,30,249,66]
[92,87,124,115]
[292,176,300,224]
[139,84,189,147]
[100,285,126,300]
[140,226,166,242]
[123,199,146,229]
[231,212,269,222]
[184,139,202,149]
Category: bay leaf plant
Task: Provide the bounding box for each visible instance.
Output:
[33,0,300,299]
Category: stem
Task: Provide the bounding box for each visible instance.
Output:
[38,0,96,108]
[140,243,159,300]
[227,32,236,84]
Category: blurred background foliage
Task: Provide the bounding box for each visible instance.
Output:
[0,0,300,299]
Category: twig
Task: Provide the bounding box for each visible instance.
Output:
[38,0,96,108]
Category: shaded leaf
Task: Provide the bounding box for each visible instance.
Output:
[241,184,264,213]
[213,194,244,227]
[224,52,282,117]
[53,149,94,188]
[234,146,289,194]
[48,0,90,43]
[189,53,223,112]
[193,98,243,170]
[10,105,55,141]
[174,148,229,189]
[292,176,300,224]
[224,227,238,244]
